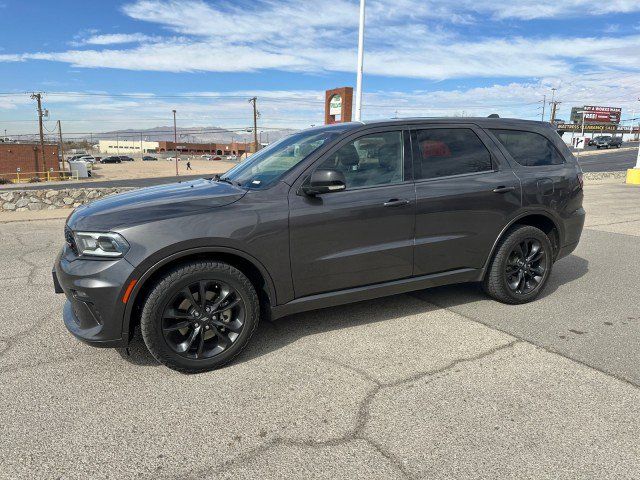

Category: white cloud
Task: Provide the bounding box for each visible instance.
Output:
[74,33,159,46]
[1,0,639,81]
[2,72,639,134]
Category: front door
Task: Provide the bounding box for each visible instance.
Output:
[410,126,521,275]
[289,129,415,298]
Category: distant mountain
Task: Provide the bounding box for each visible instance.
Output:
[90,126,299,144]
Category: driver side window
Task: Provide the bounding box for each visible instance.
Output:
[317,131,404,189]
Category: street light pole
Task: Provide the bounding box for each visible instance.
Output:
[354,0,366,121]
[173,109,178,176]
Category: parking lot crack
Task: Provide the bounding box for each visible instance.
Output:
[0,306,58,359]
[176,341,519,480]
[419,297,640,390]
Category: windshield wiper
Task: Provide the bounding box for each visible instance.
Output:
[214,175,242,187]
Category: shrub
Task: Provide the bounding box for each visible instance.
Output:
[29,177,42,183]
[0,177,12,185]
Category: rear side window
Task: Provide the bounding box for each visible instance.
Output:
[490,129,564,167]
[413,128,493,180]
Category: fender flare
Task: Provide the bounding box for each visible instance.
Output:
[120,245,278,338]
[481,209,562,273]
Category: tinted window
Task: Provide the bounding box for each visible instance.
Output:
[317,131,404,188]
[413,128,492,180]
[491,129,564,166]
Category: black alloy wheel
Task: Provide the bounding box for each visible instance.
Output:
[141,261,260,373]
[482,225,553,304]
[504,239,546,295]
[162,280,245,359]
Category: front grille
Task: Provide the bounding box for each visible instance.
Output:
[64,226,78,255]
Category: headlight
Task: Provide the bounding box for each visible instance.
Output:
[74,231,130,258]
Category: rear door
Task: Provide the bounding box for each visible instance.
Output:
[411,125,521,275]
[487,127,583,244]
[288,128,415,298]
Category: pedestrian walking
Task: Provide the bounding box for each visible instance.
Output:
[186,161,192,170]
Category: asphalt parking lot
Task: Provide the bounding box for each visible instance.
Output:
[1,182,639,479]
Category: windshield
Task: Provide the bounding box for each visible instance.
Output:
[221,128,342,188]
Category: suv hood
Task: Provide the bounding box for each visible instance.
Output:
[67,178,247,231]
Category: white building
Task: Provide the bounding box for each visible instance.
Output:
[98,140,160,154]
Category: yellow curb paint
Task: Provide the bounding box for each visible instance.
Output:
[626,168,640,185]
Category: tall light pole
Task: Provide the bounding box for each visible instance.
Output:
[172,109,178,176]
[354,0,366,121]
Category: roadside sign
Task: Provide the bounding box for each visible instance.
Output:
[329,95,342,115]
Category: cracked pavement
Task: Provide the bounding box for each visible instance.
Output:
[1,182,639,479]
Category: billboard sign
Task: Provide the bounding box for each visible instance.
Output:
[556,123,617,133]
[570,105,621,125]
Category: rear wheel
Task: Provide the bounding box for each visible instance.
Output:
[482,225,553,304]
[140,261,259,373]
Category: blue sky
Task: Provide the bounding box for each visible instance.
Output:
[1,0,640,135]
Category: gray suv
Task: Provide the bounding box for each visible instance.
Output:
[54,118,585,372]
[594,136,622,149]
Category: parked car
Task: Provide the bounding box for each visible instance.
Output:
[100,156,122,164]
[54,118,585,372]
[78,155,97,164]
[166,156,181,161]
[226,155,238,161]
[594,136,622,149]
[142,156,158,161]
[119,156,135,162]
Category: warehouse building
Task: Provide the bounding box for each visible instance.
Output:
[0,142,60,176]
[98,140,160,154]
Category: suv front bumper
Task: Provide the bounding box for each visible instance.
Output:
[54,249,135,348]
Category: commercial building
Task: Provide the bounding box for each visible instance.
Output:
[0,142,60,175]
[98,140,160,154]
[157,141,250,156]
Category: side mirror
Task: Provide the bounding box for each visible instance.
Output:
[302,169,346,196]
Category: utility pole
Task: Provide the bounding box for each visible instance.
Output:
[354,0,366,121]
[547,87,560,125]
[549,101,561,125]
[173,109,178,175]
[30,92,46,172]
[57,120,66,172]
[249,97,259,152]
[540,95,546,121]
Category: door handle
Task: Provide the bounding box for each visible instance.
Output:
[383,198,410,207]
[492,186,516,194]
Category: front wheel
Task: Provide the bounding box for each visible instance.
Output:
[140,261,260,373]
[482,225,553,304]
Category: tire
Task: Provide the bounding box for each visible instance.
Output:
[140,260,260,373]
[482,225,553,305]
